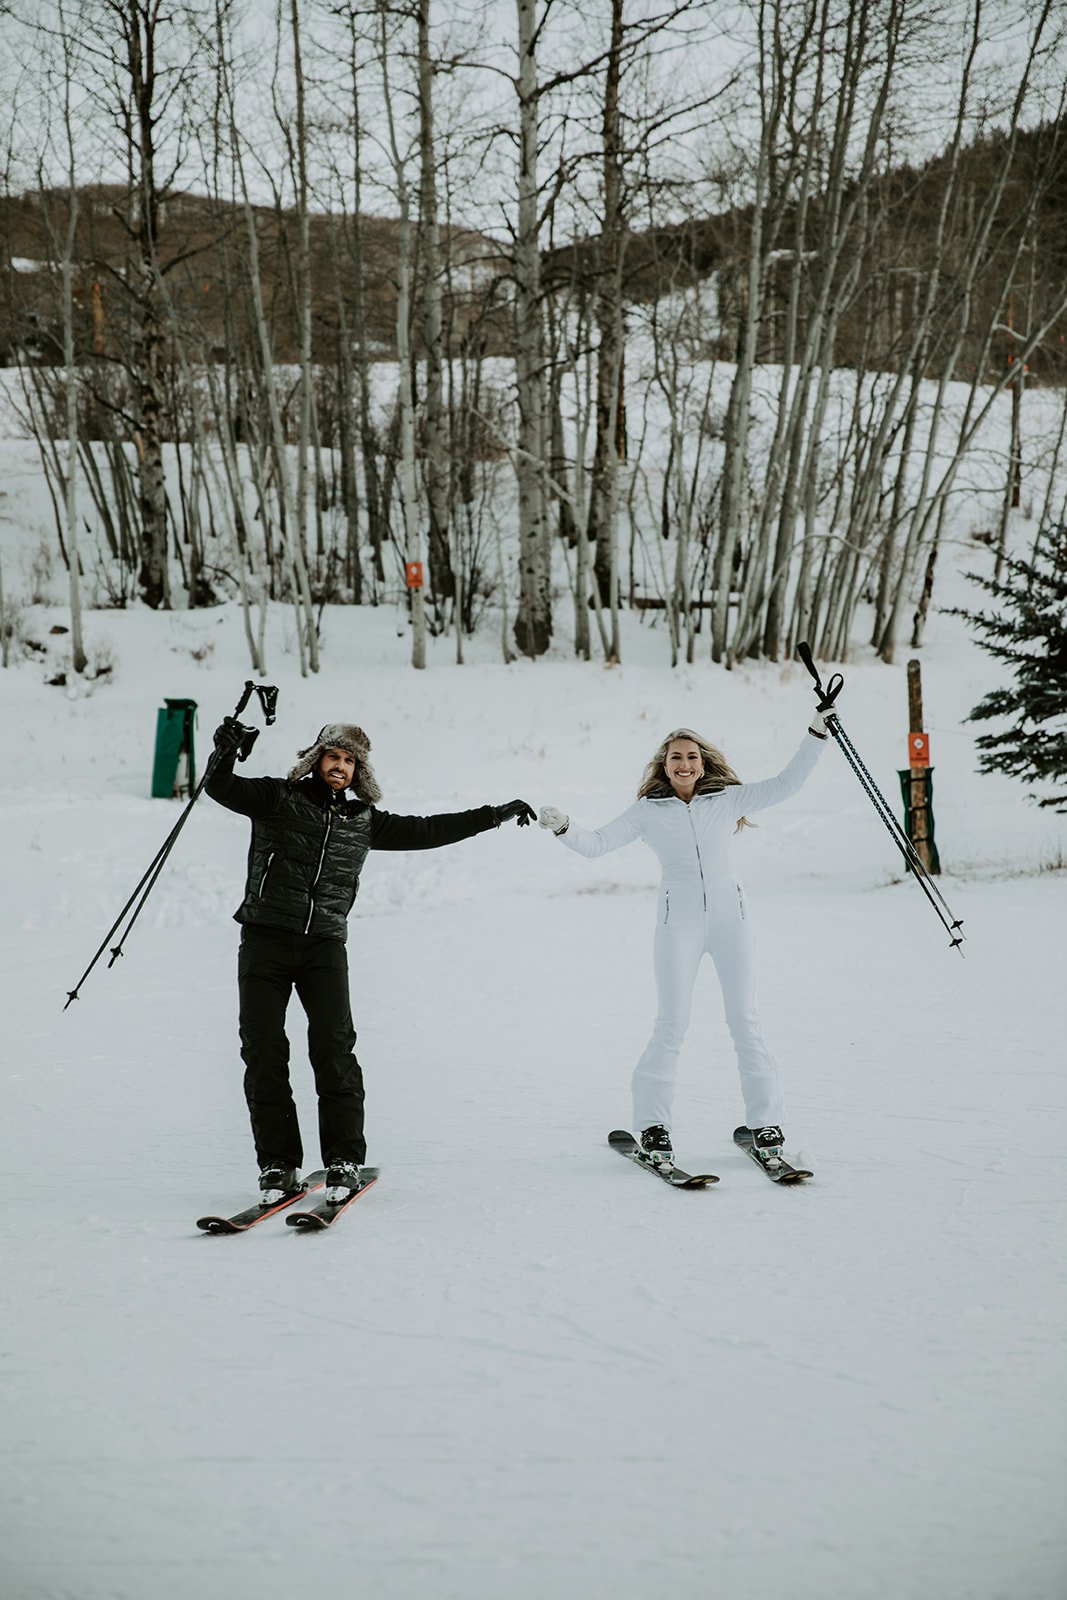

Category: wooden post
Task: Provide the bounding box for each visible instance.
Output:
[907,659,937,874]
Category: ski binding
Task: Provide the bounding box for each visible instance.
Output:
[733,1127,812,1183]
[608,1130,718,1189]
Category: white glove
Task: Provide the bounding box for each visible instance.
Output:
[539,805,569,835]
[808,709,835,739]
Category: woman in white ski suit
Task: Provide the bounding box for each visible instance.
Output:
[541,717,829,1140]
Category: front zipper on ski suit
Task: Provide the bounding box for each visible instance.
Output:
[685,804,708,911]
[304,814,332,933]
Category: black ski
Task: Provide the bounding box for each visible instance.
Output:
[733,1127,812,1184]
[286,1168,380,1230]
[197,1169,328,1234]
[608,1130,718,1189]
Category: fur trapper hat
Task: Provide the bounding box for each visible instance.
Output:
[288,723,381,802]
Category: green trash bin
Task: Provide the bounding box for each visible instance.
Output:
[152,698,198,798]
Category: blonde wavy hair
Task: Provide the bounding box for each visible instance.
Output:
[637,728,752,831]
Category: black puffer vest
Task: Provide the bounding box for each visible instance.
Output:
[235,780,372,942]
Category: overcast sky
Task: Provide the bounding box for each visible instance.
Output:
[1,0,1062,236]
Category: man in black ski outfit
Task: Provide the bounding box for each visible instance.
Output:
[207,717,534,1202]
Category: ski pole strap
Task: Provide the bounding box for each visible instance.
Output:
[235,680,279,726]
[796,641,844,712]
[817,673,844,713]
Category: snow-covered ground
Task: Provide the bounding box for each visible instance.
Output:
[2,546,1065,1600]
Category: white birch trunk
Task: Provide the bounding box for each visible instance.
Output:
[418,0,453,607]
[512,0,551,657]
[58,6,87,674]
[380,6,427,669]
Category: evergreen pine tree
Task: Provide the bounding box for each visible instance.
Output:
[950,522,1067,811]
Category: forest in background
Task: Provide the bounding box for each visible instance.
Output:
[0,0,1065,675]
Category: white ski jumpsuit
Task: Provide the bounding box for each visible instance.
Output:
[559,732,825,1133]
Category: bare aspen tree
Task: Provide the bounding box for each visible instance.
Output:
[289,0,316,588]
[222,14,319,672]
[723,0,818,663]
[710,3,786,663]
[545,274,596,659]
[567,295,612,659]
[875,0,1062,662]
[994,276,1028,585]
[326,219,363,602]
[512,0,552,657]
[56,0,87,672]
[846,5,989,659]
[156,11,270,672]
[12,2,91,663]
[589,0,625,662]
[98,0,178,608]
[417,0,455,610]
[333,4,387,590]
[643,267,723,666]
[378,0,427,668]
[756,0,906,663]
[555,0,728,663]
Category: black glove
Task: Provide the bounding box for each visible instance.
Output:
[493,799,536,828]
[212,716,245,761]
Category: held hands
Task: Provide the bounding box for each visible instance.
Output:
[808,710,833,739]
[538,806,569,836]
[493,799,537,828]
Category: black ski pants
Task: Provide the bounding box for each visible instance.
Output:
[237,926,366,1170]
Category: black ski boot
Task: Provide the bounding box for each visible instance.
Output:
[258,1164,300,1205]
[639,1124,674,1167]
[749,1125,785,1169]
[325,1160,364,1204]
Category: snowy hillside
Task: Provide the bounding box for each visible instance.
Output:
[2,526,1065,1600]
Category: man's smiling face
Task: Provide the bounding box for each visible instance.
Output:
[317,747,357,792]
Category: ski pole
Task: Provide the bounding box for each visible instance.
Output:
[796,642,965,953]
[64,681,278,1008]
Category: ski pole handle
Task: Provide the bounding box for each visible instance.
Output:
[233,681,279,726]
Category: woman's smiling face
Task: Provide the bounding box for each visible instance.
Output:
[664,739,705,801]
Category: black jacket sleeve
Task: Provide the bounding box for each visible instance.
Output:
[204,753,281,820]
[369,804,498,851]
